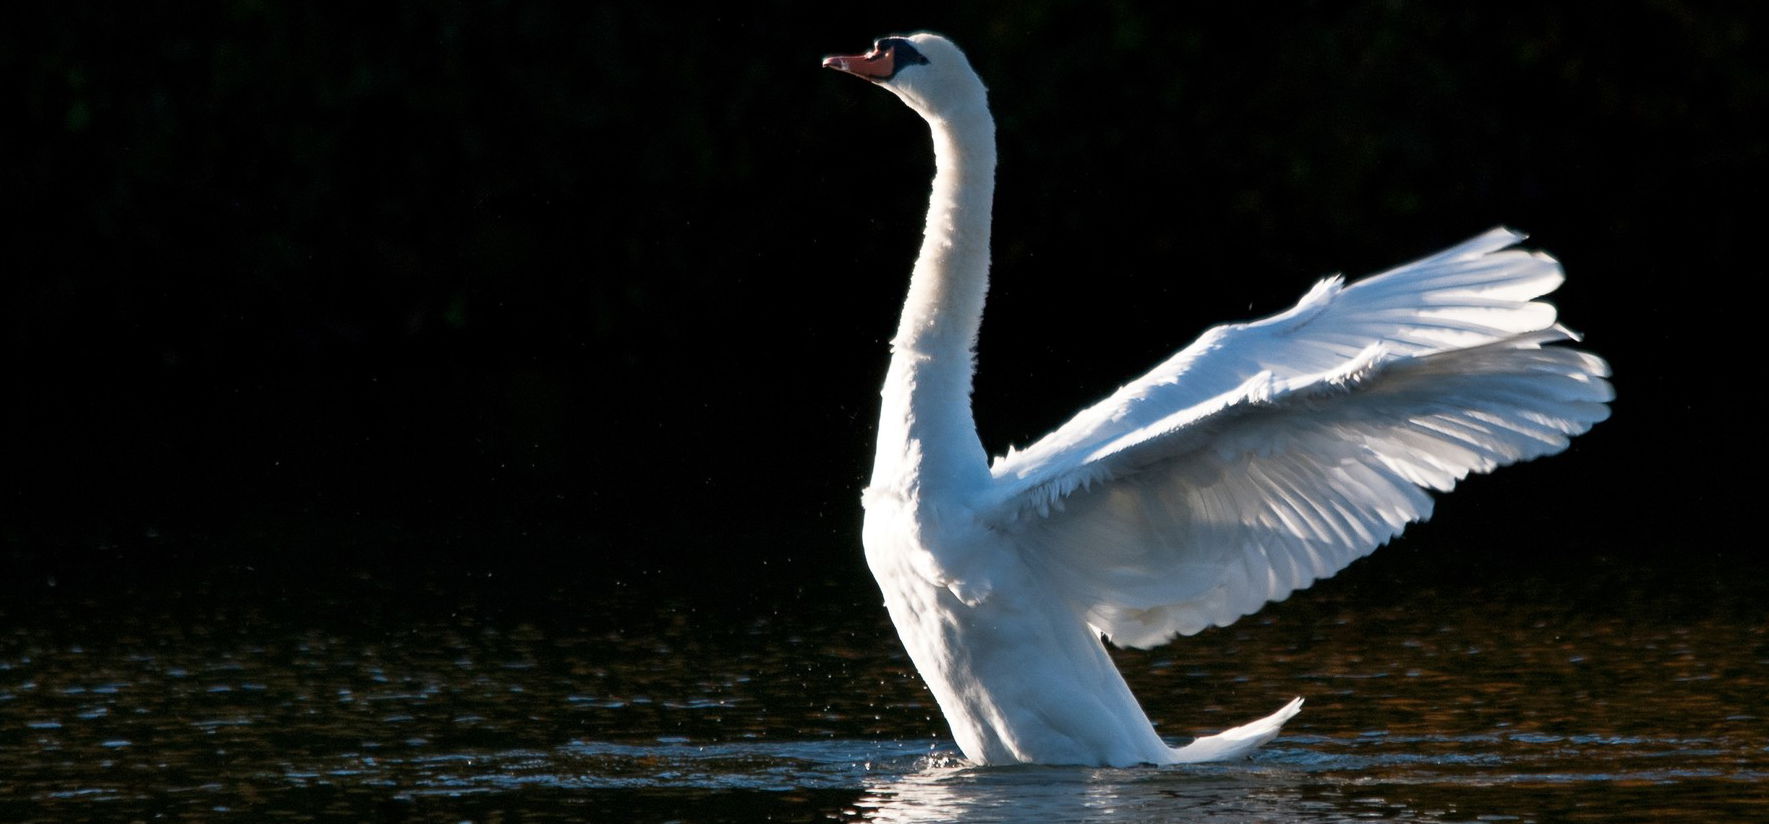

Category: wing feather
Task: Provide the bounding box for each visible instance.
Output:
[990,227,1570,488]
[978,230,1612,649]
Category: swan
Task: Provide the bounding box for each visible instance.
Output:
[823,33,1611,767]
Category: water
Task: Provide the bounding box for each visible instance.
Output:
[3,547,1764,823]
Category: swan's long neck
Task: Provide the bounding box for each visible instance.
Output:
[872,102,997,500]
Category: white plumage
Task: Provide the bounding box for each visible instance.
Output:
[826,33,1611,767]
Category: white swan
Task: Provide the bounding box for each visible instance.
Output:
[824,33,1611,767]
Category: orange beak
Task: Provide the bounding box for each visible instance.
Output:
[823,46,896,82]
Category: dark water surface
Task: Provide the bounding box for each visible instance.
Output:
[3,544,1764,823]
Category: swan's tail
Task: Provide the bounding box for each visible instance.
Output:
[1168,697,1304,763]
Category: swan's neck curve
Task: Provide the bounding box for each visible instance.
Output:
[872,103,997,500]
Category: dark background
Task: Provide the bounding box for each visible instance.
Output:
[6,3,1761,601]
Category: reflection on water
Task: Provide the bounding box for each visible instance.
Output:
[2,551,1764,822]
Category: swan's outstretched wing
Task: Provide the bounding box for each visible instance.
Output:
[981,230,1612,648]
[990,227,1563,487]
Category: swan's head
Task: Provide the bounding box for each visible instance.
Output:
[823,33,986,119]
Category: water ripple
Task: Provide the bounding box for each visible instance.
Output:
[2,573,1764,822]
